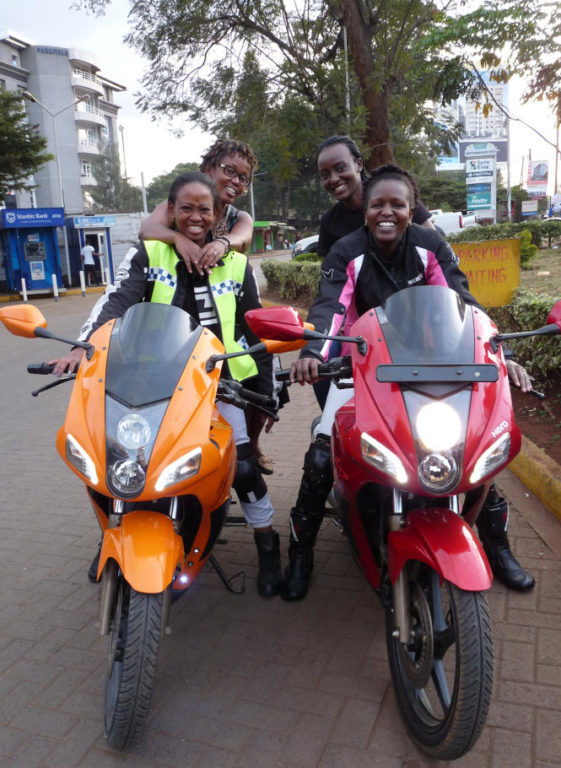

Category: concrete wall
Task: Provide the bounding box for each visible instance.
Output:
[109,212,144,270]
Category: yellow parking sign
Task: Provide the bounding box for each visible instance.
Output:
[451,239,520,308]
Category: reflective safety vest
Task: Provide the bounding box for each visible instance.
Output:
[144,240,258,382]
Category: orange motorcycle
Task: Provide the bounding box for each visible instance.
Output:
[0,300,305,749]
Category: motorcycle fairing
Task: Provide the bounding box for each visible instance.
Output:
[97,510,184,592]
[387,507,492,590]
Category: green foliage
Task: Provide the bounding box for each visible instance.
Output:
[292,252,322,263]
[0,90,53,198]
[518,229,538,266]
[448,220,561,257]
[503,289,561,383]
[261,259,321,303]
[417,173,467,213]
[146,162,200,211]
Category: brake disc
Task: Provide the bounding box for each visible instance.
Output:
[396,581,434,688]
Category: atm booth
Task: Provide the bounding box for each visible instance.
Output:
[0,207,65,294]
[65,215,116,286]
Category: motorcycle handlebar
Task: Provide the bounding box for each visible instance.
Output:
[27,362,56,375]
[276,356,353,383]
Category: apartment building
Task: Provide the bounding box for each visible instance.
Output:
[0,31,125,214]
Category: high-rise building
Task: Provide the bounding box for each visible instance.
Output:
[0,31,125,214]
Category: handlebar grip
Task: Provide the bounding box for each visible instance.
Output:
[27,362,56,375]
[238,388,277,409]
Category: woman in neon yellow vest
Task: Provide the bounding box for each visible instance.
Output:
[140,139,280,475]
[51,172,282,597]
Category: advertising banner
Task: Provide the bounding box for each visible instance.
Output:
[549,194,561,216]
[527,161,549,199]
[521,200,539,217]
[452,239,520,307]
[467,184,492,210]
[465,157,496,185]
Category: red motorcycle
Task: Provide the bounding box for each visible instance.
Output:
[246,285,561,760]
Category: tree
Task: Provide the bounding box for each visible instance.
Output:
[85,141,142,213]
[146,162,199,211]
[0,89,53,199]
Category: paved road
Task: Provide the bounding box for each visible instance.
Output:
[1,294,561,767]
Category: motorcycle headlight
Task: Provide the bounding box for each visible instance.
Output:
[416,401,461,452]
[155,447,202,492]
[66,433,98,485]
[361,433,407,484]
[470,432,511,484]
[418,452,459,493]
[109,459,146,497]
[116,413,151,450]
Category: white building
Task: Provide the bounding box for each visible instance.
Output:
[0,31,125,214]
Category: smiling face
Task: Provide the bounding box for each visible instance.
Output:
[317,143,364,209]
[168,182,216,246]
[364,178,413,257]
[205,152,252,208]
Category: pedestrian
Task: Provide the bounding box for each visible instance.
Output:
[281,164,535,601]
[80,242,100,286]
[50,171,283,598]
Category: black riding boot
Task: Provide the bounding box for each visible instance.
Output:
[281,435,333,602]
[254,529,282,597]
[477,486,535,591]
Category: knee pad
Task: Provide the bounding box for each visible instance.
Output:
[302,435,333,496]
[234,443,267,503]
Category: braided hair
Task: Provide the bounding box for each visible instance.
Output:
[200,139,258,180]
[362,164,419,212]
[317,135,368,180]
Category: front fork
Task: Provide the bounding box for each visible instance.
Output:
[389,490,459,644]
[98,498,180,638]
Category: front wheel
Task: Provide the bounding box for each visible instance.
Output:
[386,566,493,761]
[104,578,165,750]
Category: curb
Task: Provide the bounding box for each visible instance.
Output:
[262,297,561,522]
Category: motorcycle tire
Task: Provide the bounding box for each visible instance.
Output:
[386,565,493,761]
[104,577,165,750]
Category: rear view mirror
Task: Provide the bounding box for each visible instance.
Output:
[0,304,47,338]
[547,300,561,330]
[245,306,314,341]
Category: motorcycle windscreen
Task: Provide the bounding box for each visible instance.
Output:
[105,302,203,407]
[376,285,474,365]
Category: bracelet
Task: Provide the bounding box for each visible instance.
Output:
[215,236,231,252]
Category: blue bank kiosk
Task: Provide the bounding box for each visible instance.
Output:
[0,207,65,294]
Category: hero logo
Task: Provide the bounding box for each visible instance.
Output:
[491,420,509,438]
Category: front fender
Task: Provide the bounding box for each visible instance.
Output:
[98,510,184,593]
[387,508,492,591]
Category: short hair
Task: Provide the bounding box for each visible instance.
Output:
[362,164,419,211]
[200,139,258,179]
[167,171,219,207]
[317,135,368,180]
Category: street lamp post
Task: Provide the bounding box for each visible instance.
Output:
[22,90,88,287]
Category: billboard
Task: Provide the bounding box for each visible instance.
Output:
[465,157,496,185]
[527,161,549,199]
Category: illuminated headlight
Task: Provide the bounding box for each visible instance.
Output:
[109,459,146,497]
[418,452,459,492]
[470,432,511,484]
[416,402,462,452]
[116,413,151,450]
[66,433,98,485]
[361,433,407,484]
[155,447,202,492]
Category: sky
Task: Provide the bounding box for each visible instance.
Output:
[2,0,559,194]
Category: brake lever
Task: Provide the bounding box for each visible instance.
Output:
[31,375,76,397]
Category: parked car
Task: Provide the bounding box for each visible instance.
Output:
[292,235,319,257]
[429,209,478,236]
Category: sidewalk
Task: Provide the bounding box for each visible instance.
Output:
[0,296,560,767]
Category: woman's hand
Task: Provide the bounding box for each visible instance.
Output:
[173,233,205,275]
[290,356,321,385]
[506,359,532,393]
[199,237,229,270]
[49,347,85,377]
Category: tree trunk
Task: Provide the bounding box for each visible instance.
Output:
[340,0,394,169]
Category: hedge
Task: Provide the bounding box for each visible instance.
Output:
[261,259,321,303]
[448,219,561,250]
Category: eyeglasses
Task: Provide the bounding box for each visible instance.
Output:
[219,163,251,187]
